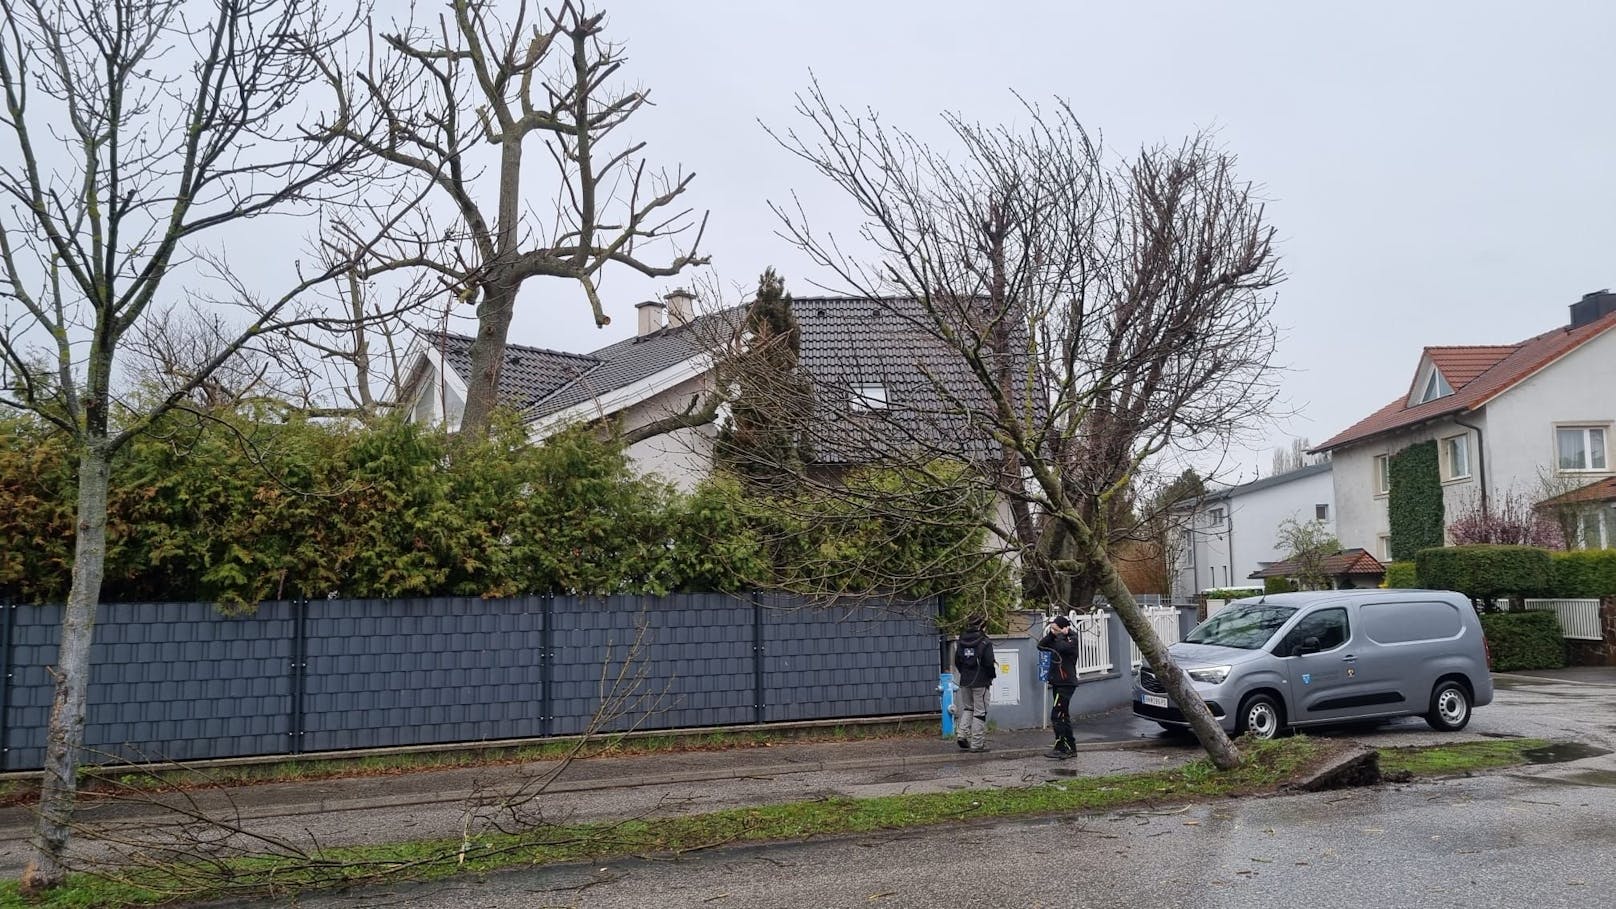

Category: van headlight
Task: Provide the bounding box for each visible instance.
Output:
[1187,665,1231,685]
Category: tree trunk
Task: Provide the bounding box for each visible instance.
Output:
[459,282,518,437]
[21,442,112,892]
[1089,537,1242,770]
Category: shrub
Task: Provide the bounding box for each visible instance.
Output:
[1548,550,1616,599]
[1415,545,1552,607]
[1479,610,1566,671]
[1382,561,1418,589]
[1202,586,1263,600]
[1263,577,1296,594]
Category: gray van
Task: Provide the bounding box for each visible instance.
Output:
[1133,589,1493,739]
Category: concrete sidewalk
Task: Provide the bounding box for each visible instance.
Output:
[0,707,1186,875]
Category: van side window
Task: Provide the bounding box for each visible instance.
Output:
[1277,607,1349,655]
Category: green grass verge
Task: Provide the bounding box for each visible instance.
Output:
[0,736,1552,908]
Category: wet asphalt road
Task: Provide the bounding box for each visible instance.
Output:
[253,670,1616,908]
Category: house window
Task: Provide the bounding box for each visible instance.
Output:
[1315,504,1329,522]
[1573,508,1613,550]
[1556,426,1609,472]
[1413,367,1453,405]
[1373,455,1391,496]
[1440,433,1471,481]
[1207,507,1225,527]
[1377,534,1392,560]
[849,382,888,411]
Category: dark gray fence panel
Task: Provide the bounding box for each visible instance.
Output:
[548,593,756,736]
[3,602,294,770]
[299,597,545,752]
[759,594,939,722]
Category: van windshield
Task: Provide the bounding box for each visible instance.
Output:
[1184,603,1298,650]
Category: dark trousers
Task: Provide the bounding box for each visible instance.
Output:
[1050,684,1076,749]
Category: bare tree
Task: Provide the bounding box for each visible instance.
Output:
[762,84,1285,769]
[317,0,708,437]
[0,0,405,890]
[1273,517,1341,590]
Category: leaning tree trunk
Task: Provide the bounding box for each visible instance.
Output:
[1089,536,1242,770]
[22,442,112,892]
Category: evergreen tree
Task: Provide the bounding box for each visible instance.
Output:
[716,269,814,492]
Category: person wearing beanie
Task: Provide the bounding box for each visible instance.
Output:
[952,615,997,753]
[1037,614,1080,758]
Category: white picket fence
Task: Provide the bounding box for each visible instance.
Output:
[1129,606,1186,667]
[1056,606,1184,676]
[1066,610,1113,676]
[1522,598,1604,641]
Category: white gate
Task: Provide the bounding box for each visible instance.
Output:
[1130,606,1184,667]
[1523,598,1603,641]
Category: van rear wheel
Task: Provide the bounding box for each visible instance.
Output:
[1426,680,1472,731]
[1237,693,1285,741]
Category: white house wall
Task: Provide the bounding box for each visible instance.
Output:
[1478,329,1616,504]
[1331,413,1485,558]
[1170,465,1334,596]
[615,373,720,493]
[1331,327,1616,556]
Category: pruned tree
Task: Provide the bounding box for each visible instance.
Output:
[317,0,708,437]
[762,83,1285,769]
[1273,517,1341,590]
[0,0,405,890]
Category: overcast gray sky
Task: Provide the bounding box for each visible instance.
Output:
[424,0,1616,483]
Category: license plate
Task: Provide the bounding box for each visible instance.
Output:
[1140,693,1168,709]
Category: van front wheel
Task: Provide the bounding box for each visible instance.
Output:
[1425,680,1472,731]
[1237,693,1285,741]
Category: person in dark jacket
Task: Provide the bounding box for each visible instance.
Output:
[1037,615,1080,758]
[952,616,997,752]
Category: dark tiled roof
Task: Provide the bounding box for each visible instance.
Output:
[421,331,599,412]
[523,310,739,420]
[1315,310,1616,453]
[1537,476,1616,508]
[1248,548,1384,580]
[1199,460,1333,503]
[791,296,1033,464]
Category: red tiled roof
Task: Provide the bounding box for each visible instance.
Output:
[1537,476,1616,508]
[1314,309,1616,453]
[1248,548,1385,580]
[1425,345,1517,389]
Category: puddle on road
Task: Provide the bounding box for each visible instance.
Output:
[1048,769,1079,777]
[1522,742,1612,764]
[1556,770,1616,787]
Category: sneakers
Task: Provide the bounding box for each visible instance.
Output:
[968,745,991,753]
[956,739,970,750]
[1045,745,1075,760]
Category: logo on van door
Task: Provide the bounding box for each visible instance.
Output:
[1301,673,1312,685]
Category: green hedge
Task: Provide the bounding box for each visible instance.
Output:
[1382,561,1418,589]
[1203,587,1264,600]
[1388,441,1444,559]
[1479,610,1566,671]
[1263,577,1296,594]
[1415,544,1552,604]
[1549,550,1616,598]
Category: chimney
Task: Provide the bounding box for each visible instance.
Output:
[665,288,696,328]
[635,299,665,337]
[1569,289,1616,329]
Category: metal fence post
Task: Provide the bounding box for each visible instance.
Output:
[288,598,308,756]
[539,594,554,739]
[0,600,13,771]
[751,591,765,725]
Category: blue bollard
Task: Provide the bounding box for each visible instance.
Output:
[939,671,956,738]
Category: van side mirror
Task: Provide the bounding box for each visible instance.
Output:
[1293,635,1322,656]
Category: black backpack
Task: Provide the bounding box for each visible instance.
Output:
[955,640,982,674]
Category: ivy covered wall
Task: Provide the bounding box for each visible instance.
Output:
[1388,440,1445,559]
